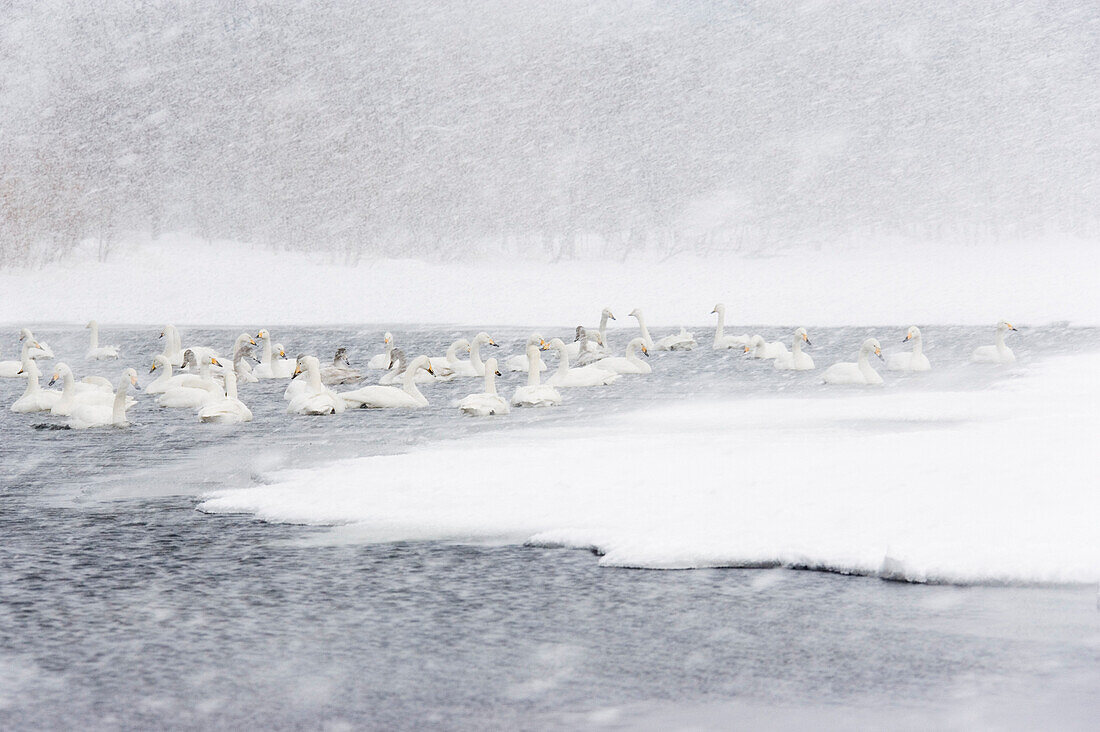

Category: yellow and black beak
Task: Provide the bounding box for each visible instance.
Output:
[494,369,502,376]
[489,339,499,347]
[249,338,257,345]
[211,357,222,367]
[49,374,59,386]
[641,345,649,358]
[293,364,302,376]
[149,362,158,373]
[427,364,435,375]
[1007,323,1017,331]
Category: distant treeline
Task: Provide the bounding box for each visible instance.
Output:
[2,0,1098,265]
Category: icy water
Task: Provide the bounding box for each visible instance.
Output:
[2,323,1099,730]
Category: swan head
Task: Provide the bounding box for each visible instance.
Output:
[182,349,197,367]
[547,338,567,353]
[275,344,287,358]
[19,328,32,341]
[903,326,921,343]
[743,335,765,353]
[484,357,501,376]
[388,348,407,370]
[150,355,171,373]
[711,303,724,315]
[862,338,884,361]
[209,356,222,367]
[526,333,543,347]
[124,368,138,387]
[795,327,810,345]
[574,326,586,342]
[334,347,350,365]
[603,307,616,320]
[475,332,497,347]
[409,355,434,375]
[256,329,269,340]
[997,320,1017,332]
[49,363,72,385]
[383,332,392,344]
[85,320,96,329]
[628,308,641,319]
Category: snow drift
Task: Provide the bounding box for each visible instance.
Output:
[199,352,1100,585]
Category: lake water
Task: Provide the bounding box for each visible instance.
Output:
[1,323,1098,730]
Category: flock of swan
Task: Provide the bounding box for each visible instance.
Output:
[0,312,1020,429]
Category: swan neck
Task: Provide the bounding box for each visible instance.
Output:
[996,330,1006,351]
[635,315,652,346]
[470,341,484,372]
[111,380,129,422]
[483,368,497,395]
[89,323,99,349]
[261,337,273,364]
[225,373,238,400]
[714,308,725,341]
[555,344,570,376]
[402,363,426,399]
[63,370,76,394]
[792,338,801,356]
[526,345,541,387]
[911,336,923,356]
[599,312,609,340]
[308,363,323,391]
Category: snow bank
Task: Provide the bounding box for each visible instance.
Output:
[199,353,1100,585]
[2,234,1099,327]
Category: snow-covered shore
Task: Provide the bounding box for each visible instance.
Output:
[2,234,1099,327]
[200,352,1100,586]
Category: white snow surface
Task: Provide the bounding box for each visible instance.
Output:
[200,352,1100,585]
[2,234,1099,327]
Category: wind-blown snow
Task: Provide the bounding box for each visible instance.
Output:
[200,352,1100,585]
[2,235,1099,327]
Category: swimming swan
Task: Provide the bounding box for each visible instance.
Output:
[887,326,931,372]
[505,333,547,373]
[711,304,751,349]
[146,354,200,394]
[85,320,119,360]
[198,371,253,424]
[157,353,224,408]
[544,338,620,387]
[744,334,789,360]
[457,357,510,416]
[11,360,61,413]
[367,332,395,370]
[49,363,131,417]
[341,355,434,409]
[429,338,474,377]
[592,337,651,374]
[629,309,696,351]
[0,340,40,378]
[20,329,54,360]
[69,368,138,429]
[287,356,347,415]
[823,338,884,385]
[971,321,1017,364]
[254,330,295,378]
[512,341,563,407]
[774,328,815,371]
[320,347,363,384]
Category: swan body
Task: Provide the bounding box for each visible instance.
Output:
[457,358,510,416]
[544,338,620,387]
[971,321,1017,364]
[49,363,132,417]
[629,309,696,351]
[512,340,563,407]
[198,371,253,424]
[429,339,476,377]
[887,326,932,372]
[774,328,815,371]
[11,360,61,413]
[711,304,751,349]
[565,326,604,360]
[227,333,258,383]
[745,335,788,360]
[342,355,433,409]
[378,348,452,385]
[19,329,54,360]
[823,338,885,385]
[592,337,651,374]
[287,356,347,415]
[68,369,138,429]
[85,320,119,360]
[254,330,295,378]
[146,355,198,394]
[367,332,395,370]
[505,350,546,373]
[158,353,224,407]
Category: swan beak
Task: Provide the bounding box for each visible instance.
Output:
[49,375,58,386]
[875,348,884,361]
[384,336,391,344]
[16,368,23,375]
[539,340,549,350]
[465,345,471,353]
[494,369,502,376]
[641,346,649,357]
[743,345,751,353]
[427,364,435,375]
[609,313,616,320]
[149,363,158,373]
[710,308,717,314]
[211,357,222,367]
[19,333,25,341]
[279,349,286,358]
[489,340,499,347]
[293,364,302,376]
[130,375,138,386]
[249,338,256,345]
[903,335,911,342]
[805,339,812,346]
[1008,324,1017,331]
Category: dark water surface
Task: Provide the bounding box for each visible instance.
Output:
[1,323,1098,730]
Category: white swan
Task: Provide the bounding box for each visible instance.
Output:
[592,337,651,375]
[971,321,1018,364]
[320,347,363,384]
[505,333,547,373]
[594,307,616,350]
[227,333,258,382]
[20,329,54,360]
[49,363,130,417]
[198,371,253,424]
[888,326,932,372]
[377,349,448,385]
[512,341,563,407]
[342,355,434,409]
[629,308,696,351]
[146,355,198,394]
[0,339,39,378]
[287,356,347,415]
[565,326,604,360]
[543,338,620,387]
[254,330,295,378]
[429,338,473,376]
[85,320,119,360]
[823,338,885,385]
[367,332,395,370]
[711,304,751,349]
[158,325,184,366]
[157,353,224,408]
[69,368,138,429]
[744,334,788,360]
[457,357,510,416]
[774,328,815,371]
[11,360,61,413]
